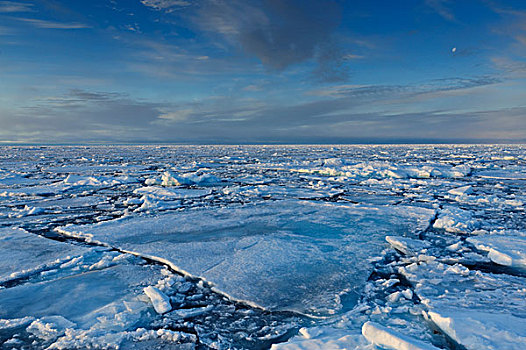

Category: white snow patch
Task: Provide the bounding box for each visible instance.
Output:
[161,171,222,187]
[271,327,367,349]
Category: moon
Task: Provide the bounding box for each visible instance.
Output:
[452,47,457,53]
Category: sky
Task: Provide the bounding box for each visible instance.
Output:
[0,0,525,144]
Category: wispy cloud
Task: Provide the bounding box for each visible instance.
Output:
[486,4,526,48]
[1,89,164,143]
[425,0,455,21]
[1,76,524,143]
[305,77,499,98]
[491,56,526,76]
[15,18,90,29]
[140,0,192,11]
[0,1,34,13]
[0,25,11,35]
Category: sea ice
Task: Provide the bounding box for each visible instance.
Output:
[427,309,526,350]
[433,206,479,233]
[57,201,434,315]
[361,321,440,350]
[467,234,526,270]
[271,327,367,349]
[0,227,88,283]
[133,186,211,199]
[26,315,76,341]
[386,236,430,256]
[143,286,172,314]
[399,259,526,349]
[447,185,473,196]
[160,171,222,187]
[2,144,525,349]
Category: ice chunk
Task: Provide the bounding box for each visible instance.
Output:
[386,236,430,256]
[467,235,526,270]
[476,169,526,180]
[0,316,35,330]
[131,328,197,343]
[143,286,172,314]
[57,201,434,315]
[399,259,526,350]
[172,305,213,319]
[64,175,105,186]
[271,327,367,350]
[433,207,479,233]
[447,185,473,196]
[161,171,221,187]
[428,309,526,350]
[26,315,76,341]
[0,183,65,197]
[9,205,45,218]
[63,174,136,186]
[0,263,163,329]
[362,321,440,350]
[133,186,211,199]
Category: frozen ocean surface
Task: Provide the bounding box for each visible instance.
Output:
[0,145,525,349]
[57,201,434,315]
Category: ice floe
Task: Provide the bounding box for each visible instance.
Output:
[57,201,434,315]
[467,234,526,270]
[0,227,89,283]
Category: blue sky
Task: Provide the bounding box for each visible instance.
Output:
[0,0,525,143]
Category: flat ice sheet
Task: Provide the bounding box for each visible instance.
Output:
[58,201,434,315]
[0,227,89,283]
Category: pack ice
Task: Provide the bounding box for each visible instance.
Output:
[2,144,526,349]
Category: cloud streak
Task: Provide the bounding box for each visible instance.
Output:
[141,0,192,11]
[425,0,455,21]
[0,1,34,13]
[2,74,520,144]
[15,17,90,29]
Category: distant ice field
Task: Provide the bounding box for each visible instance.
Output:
[0,145,525,349]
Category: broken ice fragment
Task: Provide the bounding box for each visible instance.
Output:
[143,286,172,314]
[427,309,526,350]
[447,185,473,196]
[362,321,440,350]
[386,236,430,256]
[467,235,526,271]
[26,316,76,341]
